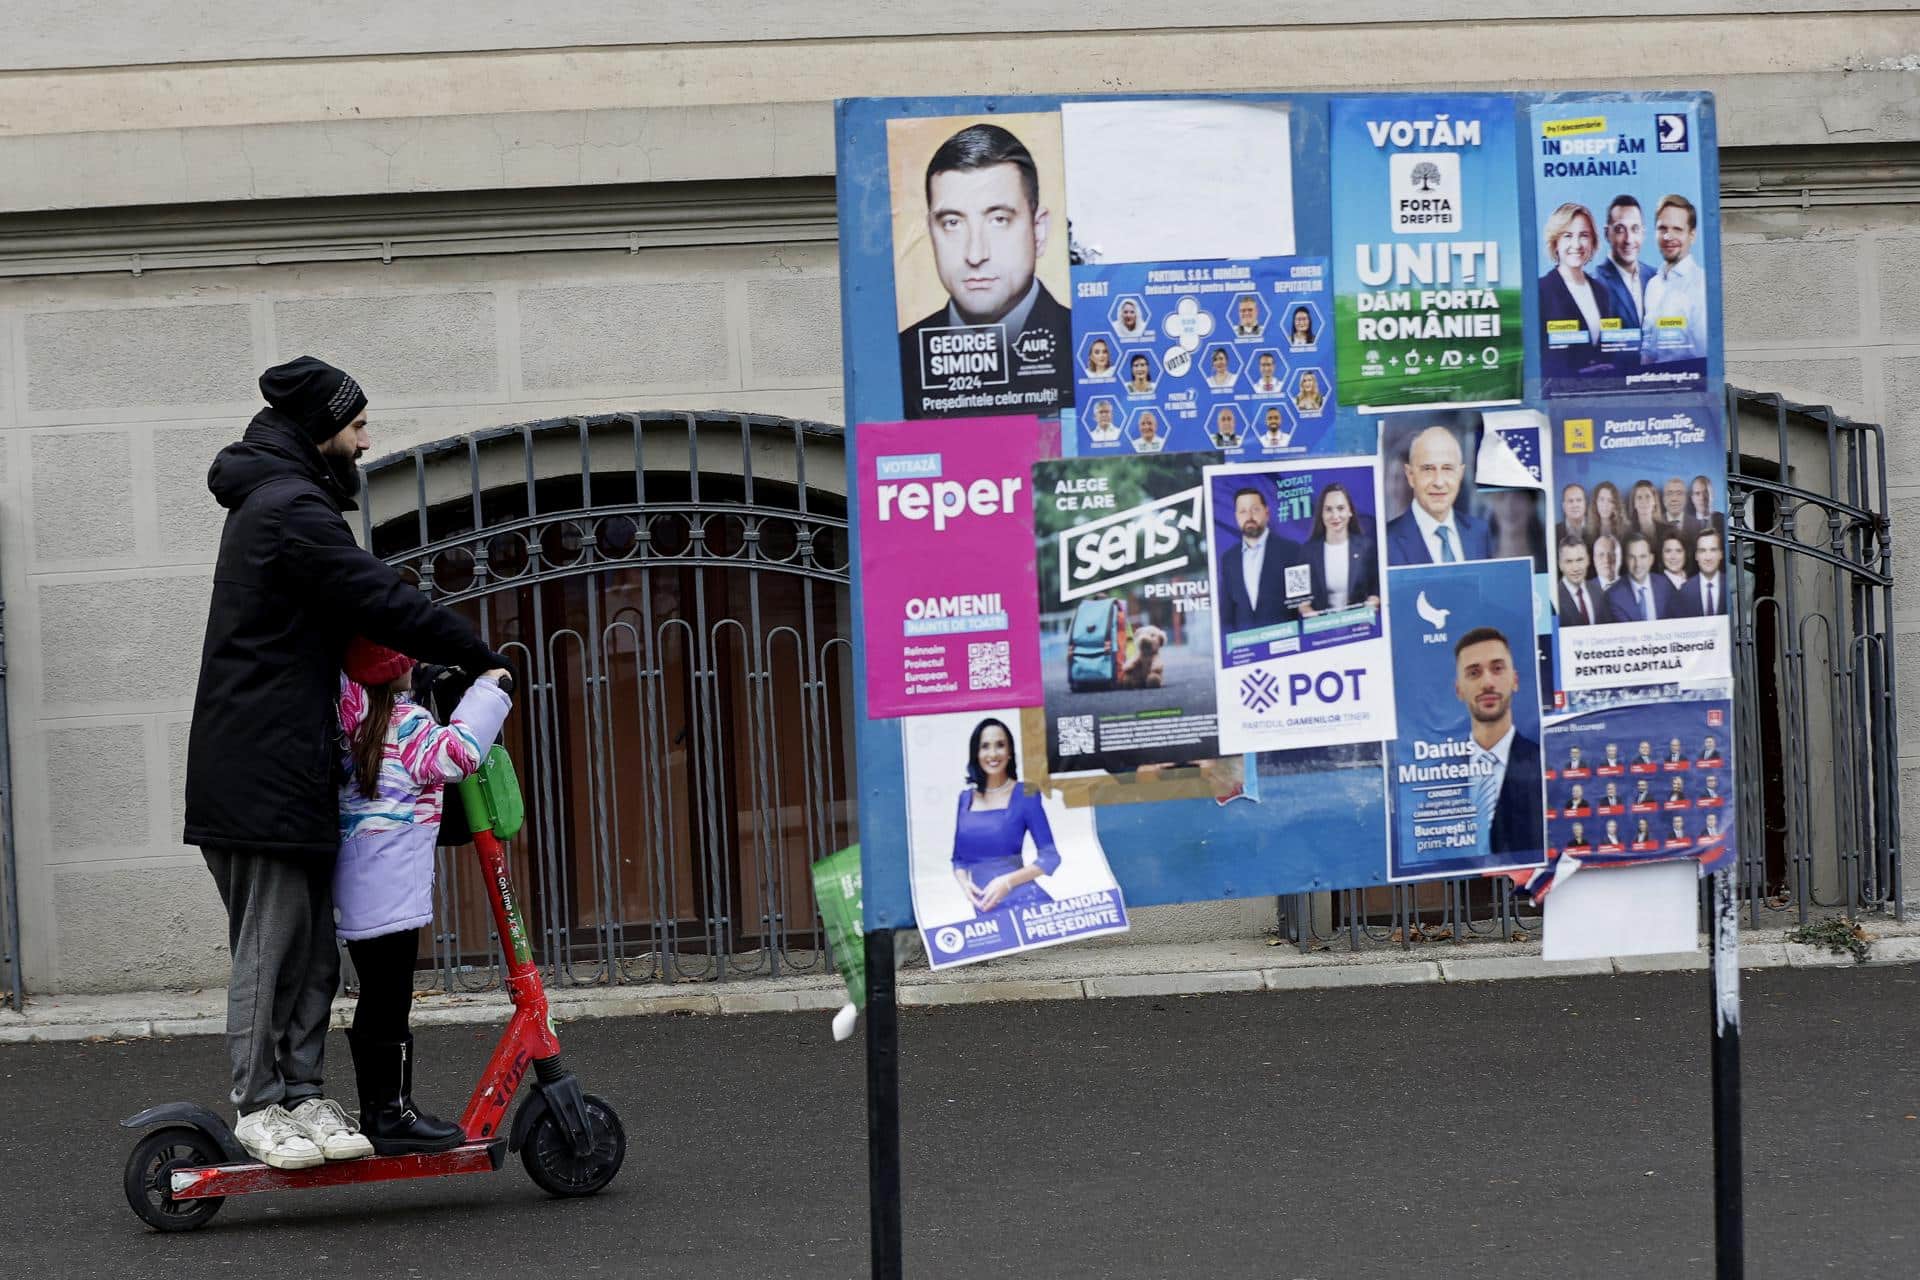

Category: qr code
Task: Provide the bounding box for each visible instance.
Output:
[967,640,1012,691]
[1058,715,1095,757]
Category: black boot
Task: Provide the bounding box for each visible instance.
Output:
[348,1029,465,1154]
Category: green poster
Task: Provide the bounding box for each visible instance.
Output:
[812,843,867,1009]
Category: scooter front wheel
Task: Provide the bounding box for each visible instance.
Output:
[124,1126,226,1231]
[521,1094,626,1197]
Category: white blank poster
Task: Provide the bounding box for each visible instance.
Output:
[1062,100,1295,265]
[1543,859,1700,961]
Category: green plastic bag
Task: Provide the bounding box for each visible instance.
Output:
[455,745,525,841]
[811,844,866,1009]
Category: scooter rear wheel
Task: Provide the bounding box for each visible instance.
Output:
[125,1126,226,1232]
[521,1094,626,1197]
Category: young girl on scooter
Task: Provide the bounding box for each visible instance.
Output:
[334,638,513,1155]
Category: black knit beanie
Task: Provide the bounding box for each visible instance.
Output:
[259,356,368,444]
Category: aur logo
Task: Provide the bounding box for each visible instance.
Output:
[933,926,964,954]
[1239,669,1281,713]
[1014,326,1058,364]
[1656,113,1689,153]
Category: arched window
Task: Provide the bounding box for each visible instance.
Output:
[361,412,855,988]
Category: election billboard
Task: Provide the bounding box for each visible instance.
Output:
[835,88,1727,939]
[1333,96,1525,411]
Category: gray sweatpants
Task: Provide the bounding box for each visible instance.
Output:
[202,849,339,1114]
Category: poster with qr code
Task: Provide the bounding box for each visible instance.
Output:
[1033,453,1222,774]
[1201,456,1398,752]
[856,416,1046,718]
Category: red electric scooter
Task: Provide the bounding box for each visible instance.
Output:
[122,674,626,1231]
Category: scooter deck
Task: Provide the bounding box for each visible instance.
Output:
[170,1140,507,1199]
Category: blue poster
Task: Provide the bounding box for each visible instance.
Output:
[1546,398,1730,708]
[1387,558,1547,881]
[1202,458,1396,752]
[1530,101,1710,397]
[1332,97,1524,410]
[1070,257,1335,457]
[1543,697,1734,870]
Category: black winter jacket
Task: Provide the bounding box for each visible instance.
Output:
[183,410,493,856]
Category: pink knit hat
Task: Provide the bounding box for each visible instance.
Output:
[344,636,414,687]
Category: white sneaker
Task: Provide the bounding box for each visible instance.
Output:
[290,1096,375,1161]
[235,1104,325,1170]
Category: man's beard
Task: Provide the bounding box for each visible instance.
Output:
[1470,698,1510,725]
[322,448,363,495]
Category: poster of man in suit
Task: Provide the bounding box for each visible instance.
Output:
[887,113,1075,419]
[1387,558,1548,881]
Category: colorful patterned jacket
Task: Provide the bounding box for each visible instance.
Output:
[333,674,512,941]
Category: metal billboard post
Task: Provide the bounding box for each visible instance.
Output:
[865,929,904,1279]
[1708,865,1744,1278]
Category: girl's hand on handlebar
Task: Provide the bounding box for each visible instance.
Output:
[482,668,511,683]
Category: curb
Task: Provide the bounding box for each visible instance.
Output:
[3,932,1913,1044]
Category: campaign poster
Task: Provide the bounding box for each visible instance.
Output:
[1032,454,1220,775]
[903,708,1129,969]
[1546,399,1730,701]
[1069,257,1335,457]
[1530,101,1710,397]
[1332,97,1524,411]
[1387,558,1548,882]
[887,112,1074,419]
[1379,413,1549,572]
[1202,458,1395,752]
[1543,696,1734,871]
[855,417,1045,718]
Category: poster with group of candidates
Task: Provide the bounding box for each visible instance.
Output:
[1385,558,1547,882]
[1543,698,1733,871]
[1530,101,1709,398]
[1032,454,1221,776]
[1546,398,1730,705]
[1333,96,1524,412]
[1070,257,1335,457]
[1201,458,1395,753]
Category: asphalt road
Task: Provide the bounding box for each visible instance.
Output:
[4,966,1915,1279]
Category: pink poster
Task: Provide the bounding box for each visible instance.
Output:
[856,417,1044,719]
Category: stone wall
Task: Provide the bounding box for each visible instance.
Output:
[0,242,845,990]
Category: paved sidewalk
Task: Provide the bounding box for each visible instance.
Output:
[7,918,1918,1042]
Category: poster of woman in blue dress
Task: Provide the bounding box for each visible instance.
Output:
[903,707,1130,969]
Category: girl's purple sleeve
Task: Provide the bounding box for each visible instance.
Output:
[395,679,512,785]
[1021,788,1062,875]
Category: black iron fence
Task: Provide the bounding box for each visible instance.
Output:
[357,390,1900,994]
[1275,385,1902,950]
[360,412,853,990]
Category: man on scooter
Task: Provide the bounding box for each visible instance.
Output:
[184,357,506,1170]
